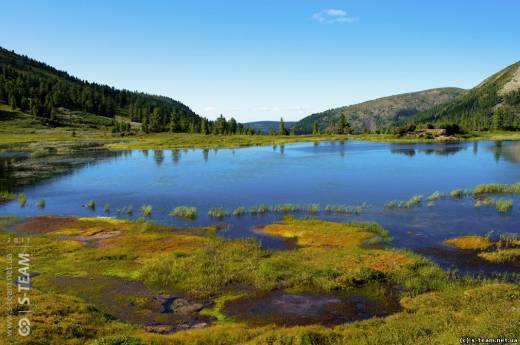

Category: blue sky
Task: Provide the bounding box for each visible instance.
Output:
[1,0,520,122]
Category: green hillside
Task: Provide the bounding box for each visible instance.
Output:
[0,46,201,133]
[408,61,520,130]
[293,88,466,134]
[243,120,296,134]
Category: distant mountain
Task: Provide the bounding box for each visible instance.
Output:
[408,61,520,130]
[0,46,201,132]
[293,88,466,133]
[243,121,296,133]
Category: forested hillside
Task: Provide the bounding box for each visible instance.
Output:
[408,61,520,130]
[293,88,465,134]
[0,46,256,135]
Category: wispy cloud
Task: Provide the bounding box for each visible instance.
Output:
[204,105,217,112]
[312,9,357,24]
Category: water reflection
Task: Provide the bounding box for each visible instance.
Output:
[390,143,466,157]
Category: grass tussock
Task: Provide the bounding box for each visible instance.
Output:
[208,207,227,219]
[17,192,27,207]
[170,206,197,220]
[140,204,152,217]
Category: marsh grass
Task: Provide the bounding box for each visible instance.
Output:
[104,203,110,213]
[232,207,246,216]
[306,204,320,214]
[208,207,227,219]
[324,204,367,215]
[140,205,152,217]
[427,191,444,201]
[170,206,197,220]
[0,191,16,202]
[17,193,27,207]
[87,199,96,210]
[36,199,45,209]
[118,205,133,215]
[450,189,464,198]
[404,195,422,208]
[494,198,513,213]
[272,203,301,213]
[474,182,520,195]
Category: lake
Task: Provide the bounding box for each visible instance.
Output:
[2,140,520,273]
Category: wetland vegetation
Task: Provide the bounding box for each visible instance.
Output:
[0,216,518,344]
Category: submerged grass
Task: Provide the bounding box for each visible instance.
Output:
[170,206,197,220]
[36,198,45,209]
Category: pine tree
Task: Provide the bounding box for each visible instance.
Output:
[312,121,320,135]
[278,117,288,135]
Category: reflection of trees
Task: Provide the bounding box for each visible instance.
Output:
[171,149,180,164]
[0,149,124,191]
[390,143,466,157]
[203,149,209,162]
[153,150,164,166]
[499,141,520,164]
[493,141,502,163]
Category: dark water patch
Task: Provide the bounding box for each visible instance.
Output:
[223,290,400,327]
[48,275,214,333]
[416,245,520,278]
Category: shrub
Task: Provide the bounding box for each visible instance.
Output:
[36,199,45,209]
[0,191,16,202]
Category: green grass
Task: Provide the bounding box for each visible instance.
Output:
[139,205,153,217]
[0,190,16,203]
[473,182,520,195]
[494,198,513,213]
[232,206,246,216]
[17,192,27,207]
[449,189,464,198]
[170,206,197,220]
[427,191,444,201]
[87,199,96,210]
[306,203,320,214]
[118,205,133,215]
[208,207,227,219]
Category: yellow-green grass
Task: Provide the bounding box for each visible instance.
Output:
[443,235,494,250]
[479,248,520,264]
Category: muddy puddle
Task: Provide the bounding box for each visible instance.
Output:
[49,275,213,334]
[223,290,400,327]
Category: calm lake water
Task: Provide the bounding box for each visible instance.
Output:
[2,140,520,273]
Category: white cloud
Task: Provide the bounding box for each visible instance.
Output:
[312,8,357,24]
[204,106,217,112]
